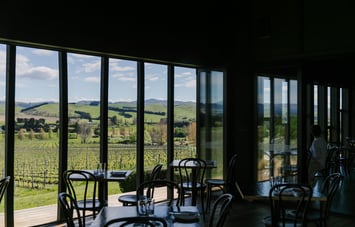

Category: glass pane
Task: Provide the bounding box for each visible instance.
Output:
[257,76,271,181]
[67,53,101,169]
[107,58,137,204]
[174,66,196,159]
[209,71,224,178]
[14,46,59,225]
[0,44,5,214]
[289,80,298,174]
[144,63,167,190]
[199,70,224,179]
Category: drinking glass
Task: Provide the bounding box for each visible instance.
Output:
[146,198,155,216]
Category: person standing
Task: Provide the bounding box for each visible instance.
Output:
[308,124,328,184]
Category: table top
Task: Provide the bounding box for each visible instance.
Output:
[243,180,327,202]
[169,159,217,168]
[69,170,133,182]
[90,205,201,227]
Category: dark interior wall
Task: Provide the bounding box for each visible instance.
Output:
[0,1,238,68]
[252,0,355,61]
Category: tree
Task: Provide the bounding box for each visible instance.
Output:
[77,120,92,144]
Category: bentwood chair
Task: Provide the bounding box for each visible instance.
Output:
[63,170,104,226]
[208,193,234,227]
[136,179,182,207]
[104,216,168,227]
[58,192,83,227]
[0,176,10,204]
[263,183,313,227]
[205,154,238,212]
[177,158,207,217]
[303,173,342,227]
[118,163,163,206]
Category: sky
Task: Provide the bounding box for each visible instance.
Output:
[0,44,197,103]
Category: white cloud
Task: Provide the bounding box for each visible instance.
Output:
[17,66,58,80]
[84,76,100,83]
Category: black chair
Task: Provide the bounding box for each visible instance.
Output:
[263,183,313,227]
[136,179,182,207]
[208,193,234,227]
[0,176,10,204]
[312,145,338,184]
[63,170,104,226]
[177,158,207,216]
[104,216,168,227]
[118,163,163,206]
[303,173,342,227]
[58,192,83,227]
[205,154,237,212]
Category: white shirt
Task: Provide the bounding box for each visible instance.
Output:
[309,136,328,168]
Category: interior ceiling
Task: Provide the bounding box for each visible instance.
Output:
[0,1,242,67]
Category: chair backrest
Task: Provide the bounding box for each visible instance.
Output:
[63,170,99,211]
[209,193,234,227]
[136,179,182,207]
[226,154,238,184]
[320,172,342,218]
[104,216,168,227]
[150,163,163,181]
[58,192,83,227]
[0,176,10,204]
[178,158,207,189]
[269,183,312,227]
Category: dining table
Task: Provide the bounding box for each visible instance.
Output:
[68,169,133,205]
[89,205,202,226]
[169,159,217,206]
[242,180,327,202]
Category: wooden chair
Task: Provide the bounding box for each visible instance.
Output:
[263,183,313,227]
[0,176,10,204]
[136,179,182,207]
[58,192,83,227]
[63,170,104,226]
[205,154,237,212]
[304,173,342,227]
[118,163,163,206]
[177,158,207,217]
[209,193,234,227]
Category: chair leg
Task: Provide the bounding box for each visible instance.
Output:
[206,185,212,213]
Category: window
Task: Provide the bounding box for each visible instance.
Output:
[14,46,59,224]
[256,75,298,182]
[0,43,225,225]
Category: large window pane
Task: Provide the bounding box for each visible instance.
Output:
[67,53,101,170]
[0,44,6,214]
[14,46,59,225]
[257,75,298,182]
[108,58,137,204]
[174,66,197,159]
[144,63,168,202]
[199,70,224,179]
[257,76,271,181]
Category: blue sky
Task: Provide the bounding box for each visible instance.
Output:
[0,44,197,103]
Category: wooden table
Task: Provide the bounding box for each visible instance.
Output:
[170,159,217,206]
[90,205,201,226]
[69,170,133,205]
